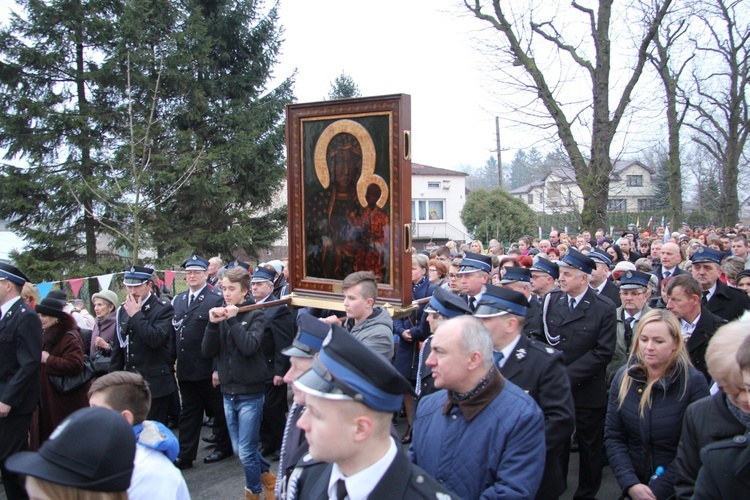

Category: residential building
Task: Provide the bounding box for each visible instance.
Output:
[508,160,656,214]
[411,163,470,246]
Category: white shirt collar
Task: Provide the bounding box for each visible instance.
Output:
[624,309,644,322]
[1,296,22,317]
[568,289,588,308]
[704,283,717,301]
[189,285,206,300]
[593,281,607,294]
[327,437,398,500]
[681,314,701,338]
[662,266,677,275]
[497,335,522,368]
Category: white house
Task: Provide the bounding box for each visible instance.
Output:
[509,160,657,214]
[411,163,470,245]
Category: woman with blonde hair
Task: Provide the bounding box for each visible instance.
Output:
[469,239,484,254]
[21,282,40,308]
[605,309,709,500]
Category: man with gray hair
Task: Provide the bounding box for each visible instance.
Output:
[410,316,545,499]
[207,257,223,287]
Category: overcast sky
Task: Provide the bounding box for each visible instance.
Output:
[272,0,521,170]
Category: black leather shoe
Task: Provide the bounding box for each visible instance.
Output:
[202,417,215,427]
[173,458,193,470]
[202,434,219,444]
[204,450,231,464]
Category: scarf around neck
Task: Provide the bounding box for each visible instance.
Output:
[443,366,505,422]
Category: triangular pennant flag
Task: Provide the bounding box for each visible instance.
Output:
[164,270,175,289]
[36,282,54,300]
[68,278,85,298]
[98,273,114,291]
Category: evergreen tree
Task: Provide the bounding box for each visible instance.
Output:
[328,72,361,100]
[0,0,294,273]
[508,150,529,190]
[144,0,294,258]
[0,0,121,279]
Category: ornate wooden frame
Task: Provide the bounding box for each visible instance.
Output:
[286,94,412,307]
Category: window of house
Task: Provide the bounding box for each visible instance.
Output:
[427,181,440,189]
[527,194,533,204]
[413,200,445,221]
[626,175,643,187]
[638,198,654,211]
[608,199,627,212]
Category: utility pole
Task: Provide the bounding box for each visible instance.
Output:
[492,117,509,189]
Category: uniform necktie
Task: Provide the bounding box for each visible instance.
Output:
[469,296,477,311]
[569,297,576,313]
[494,351,505,369]
[663,270,671,279]
[188,294,194,307]
[624,316,635,351]
[336,479,348,500]
[701,291,709,306]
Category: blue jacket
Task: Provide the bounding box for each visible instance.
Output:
[605,362,709,499]
[409,378,546,499]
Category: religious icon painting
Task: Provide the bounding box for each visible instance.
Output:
[286,94,413,307]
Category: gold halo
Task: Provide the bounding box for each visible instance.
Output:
[313,119,388,208]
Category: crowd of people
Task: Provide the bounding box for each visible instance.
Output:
[2,222,750,499]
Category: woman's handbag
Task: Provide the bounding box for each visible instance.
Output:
[89,348,111,375]
[48,331,96,394]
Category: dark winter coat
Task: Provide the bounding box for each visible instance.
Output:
[673,391,747,499]
[605,363,709,499]
[692,433,750,499]
[201,297,267,396]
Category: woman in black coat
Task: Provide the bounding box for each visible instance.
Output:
[605,309,709,500]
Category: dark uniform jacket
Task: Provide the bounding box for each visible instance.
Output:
[523,295,542,338]
[536,287,617,409]
[0,298,41,418]
[278,403,308,493]
[290,446,458,500]
[686,308,726,382]
[500,335,575,499]
[258,294,295,381]
[172,286,224,381]
[706,280,750,322]
[673,391,747,499]
[111,294,176,398]
[597,279,622,307]
[693,434,750,500]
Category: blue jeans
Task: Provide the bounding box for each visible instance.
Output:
[223,393,270,493]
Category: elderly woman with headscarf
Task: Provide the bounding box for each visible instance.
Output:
[35,298,90,443]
